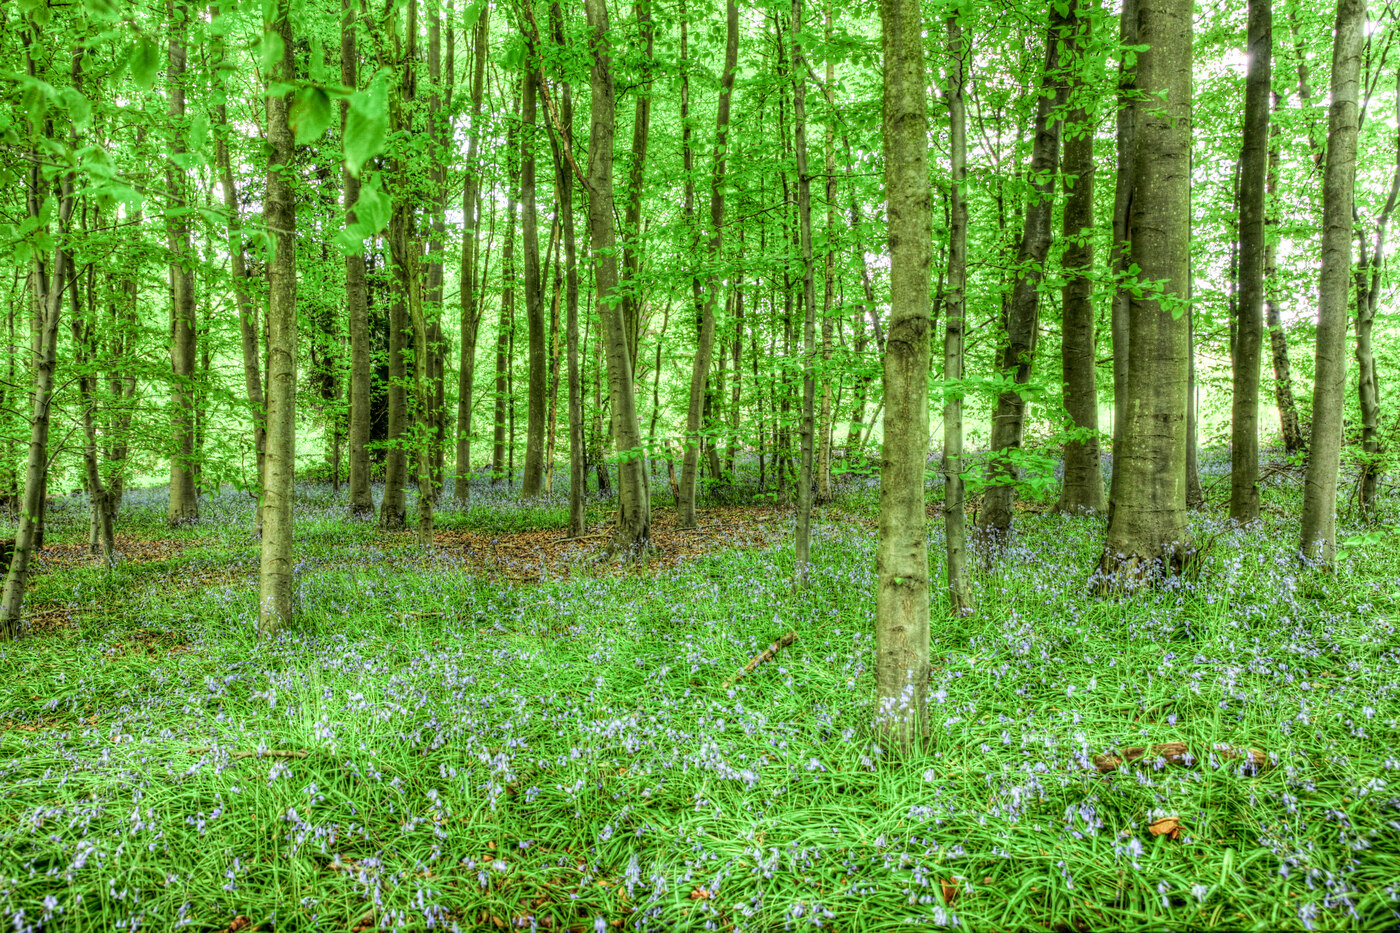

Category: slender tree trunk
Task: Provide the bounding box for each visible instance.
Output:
[1300,0,1365,562]
[493,89,521,484]
[619,0,654,379]
[586,0,651,557]
[258,0,298,634]
[1264,100,1306,456]
[71,243,116,566]
[1100,0,1193,583]
[1108,0,1138,517]
[815,0,837,505]
[677,0,738,528]
[792,0,818,578]
[166,0,199,525]
[944,14,973,616]
[1055,4,1106,516]
[521,67,548,497]
[344,0,375,518]
[455,8,489,502]
[1231,0,1272,523]
[875,0,932,747]
[979,10,1067,537]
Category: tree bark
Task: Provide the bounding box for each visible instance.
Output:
[1300,0,1365,563]
[1263,100,1306,456]
[1055,3,1106,517]
[875,0,932,747]
[258,0,298,634]
[166,0,199,525]
[585,0,651,558]
[1231,0,1272,523]
[978,10,1067,538]
[493,87,521,484]
[1099,0,1193,583]
[944,14,973,616]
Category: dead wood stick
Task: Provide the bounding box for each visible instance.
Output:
[1092,741,1270,774]
[188,747,311,760]
[723,630,798,689]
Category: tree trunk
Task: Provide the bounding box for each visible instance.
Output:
[815,0,836,505]
[792,0,818,578]
[521,67,548,497]
[1108,0,1138,518]
[1055,3,1106,516]
[493,88,521,484]
[619,0,654,380]
[344,0,375,518]
[1099,0,1192,583]
[166,0,199,525]
[944,14,973,616]
[455,7,489,502]
[258,0,298,634]
[1263,101,1306,456]
[586,0,651,557]
[1231,0,1272,523]
[1300,0,1365,563]
[0,32,76,638]
[978,10,1067,538]
[678,0,739,529]
[875,0,932,747]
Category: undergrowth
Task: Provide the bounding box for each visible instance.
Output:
[0,456,1397,931]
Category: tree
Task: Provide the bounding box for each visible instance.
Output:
[1055,2,1106,517]
[792,0,818,579]
[1231,0,1272,524]
[455,5,490,503]
[345,0,375,519]
[258,0,298,635]
[875,0,931,747]
[1300,0,1366,563]
[943,12,973,616]
[978,10,1068,538]
[521,66,548,497]
[1099,0,1192,582]
[166,0,200,525]
[585,0,651,558]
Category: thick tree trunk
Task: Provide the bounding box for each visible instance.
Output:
[1055,4,1106,516]
[1231,0,1272,523]
[1100,0,1192,583]
[585,0,651,558]
[344,0,375,518]
[875,0,932,748]
[455,8,489,503]
[166,0,199,525]
[1108,0,1138,518]
[944,15,973,616]
[521,68,548,498]
[1300,0,1365,563]
[792,0,818,578]
[258,0,298,634]
[978,11,1067,538]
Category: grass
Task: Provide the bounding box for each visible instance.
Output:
[1,454,1398,931]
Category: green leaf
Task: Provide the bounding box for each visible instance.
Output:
[60,87,92,130]
[290,86,332,144]
[261,30,285,73]
[343,79,389,177]
[353,180,390,234]
[188,113,208,151]
[130,37,160,89]
[462,0,486,29]
[83,0,120,21]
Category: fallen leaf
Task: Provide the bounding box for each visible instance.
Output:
[1148,816,1181,840]
[227,917,251,933]
[689,887,712,900]
[940,879,959,906]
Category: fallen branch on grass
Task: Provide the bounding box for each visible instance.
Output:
[722,630,798,689]
[1092,741,1270,774]
[188,747,311,760]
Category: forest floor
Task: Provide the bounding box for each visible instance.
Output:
[1,459,1398,932]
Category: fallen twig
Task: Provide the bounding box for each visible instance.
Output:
[723,630,798,689]
[188,747,311,760]
[1092,741,1269,774]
